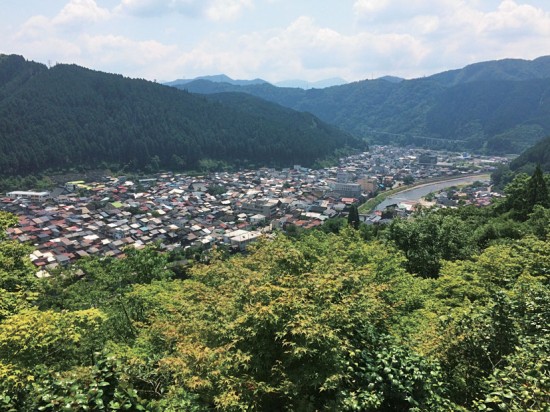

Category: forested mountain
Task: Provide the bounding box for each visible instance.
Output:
[1,169,549,411]
[509,134,550,172]
[174,56,550,154]
[490,132,550,189]
[428,55,550,86]
[0,55,364,176]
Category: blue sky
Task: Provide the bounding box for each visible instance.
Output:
[2,0,550,83]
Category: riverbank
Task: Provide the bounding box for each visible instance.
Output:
[359,173,491,213]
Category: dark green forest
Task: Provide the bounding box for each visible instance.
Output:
[0,55,364,176]
[0,169,548,411]
[176,56,550,154]
[509,135,550,172]
[491,135,550,189]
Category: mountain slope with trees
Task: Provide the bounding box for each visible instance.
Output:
[175,56,550,154]
[491,135,550,188]
[428,55,550,86]
[509,134,550,172]
[0,55,364,176]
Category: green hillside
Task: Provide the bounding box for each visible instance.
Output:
[428,55,550,85]
[426,78,550,152]
[0,55,364,176]
[175,56,550,154]
[509,134,550,172]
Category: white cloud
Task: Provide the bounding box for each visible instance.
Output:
[115,0,202,17]
[10,1,175,78]
[115,0,252,21]
[11,13,82,65]
[16,0,110,42]
[64,34,175,79]
[353,0,462,23]
[4,0,550,82]
[480,1,550,36]
[206,0,253,21]
[348,0,550,77]
[13,37,82,65]
[157,16,429,82]
[82,34,177,67]
[353,0,389,16]
[15,15,53,42]
[53,0,110,26]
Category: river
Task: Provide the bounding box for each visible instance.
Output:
[375,174,491,211]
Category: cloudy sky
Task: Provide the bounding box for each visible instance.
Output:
[2,0,550,83]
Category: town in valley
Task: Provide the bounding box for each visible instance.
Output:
[1,146,508,273]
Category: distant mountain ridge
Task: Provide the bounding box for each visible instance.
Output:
[0,54,364,176]
[376,76,404,83]
[165,75,349,90]
[164,74,269,87]
[428,56,550,86]
[172,56,550,154]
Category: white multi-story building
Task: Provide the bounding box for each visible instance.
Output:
[7,191,50,202]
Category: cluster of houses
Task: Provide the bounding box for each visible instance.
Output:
[1,147,507,273]
[429,183,503,208]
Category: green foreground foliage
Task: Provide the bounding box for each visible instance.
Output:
[0,173,549,411]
